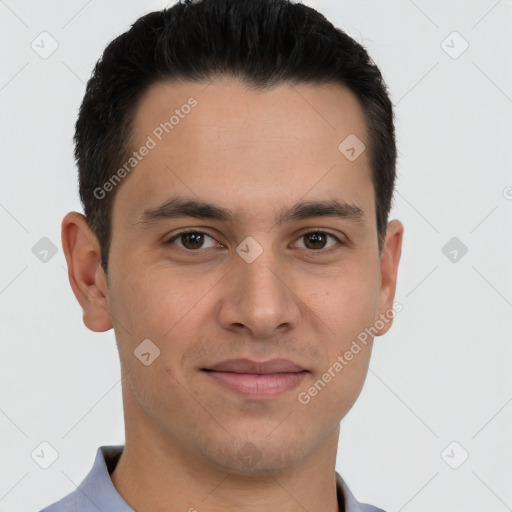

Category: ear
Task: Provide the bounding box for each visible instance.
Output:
[375,219,404,336]
[61,212,113,332]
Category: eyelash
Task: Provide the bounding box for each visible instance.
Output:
[164,229,344,255]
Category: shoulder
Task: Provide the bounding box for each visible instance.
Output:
[358,505,387,512]
[38,492,92,512]
[37,445,128,512]
[335,471,387,512]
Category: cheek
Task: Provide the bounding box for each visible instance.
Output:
[297,354,370,426]
[109,264,226,393]
[108,268,207,413]
[112,264,208,341]
[305,260,381,341]
[296,278,377,418]
[299,260,380,407]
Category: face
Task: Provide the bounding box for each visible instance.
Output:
[64,77,402,475]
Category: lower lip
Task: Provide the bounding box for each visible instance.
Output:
[203,370,308,399]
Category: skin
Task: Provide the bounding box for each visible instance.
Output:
[62,77,403,512]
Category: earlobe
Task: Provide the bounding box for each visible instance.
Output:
[61,212,113,332]
[375,219,404,336]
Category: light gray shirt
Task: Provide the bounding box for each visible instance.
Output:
[39,445,386,512]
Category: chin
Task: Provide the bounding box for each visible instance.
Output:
[199,431,309,476]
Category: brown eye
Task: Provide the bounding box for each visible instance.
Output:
[180,232,205,250]
[304,232,327,250]
[166,231,218,251]
[294,231,342,251]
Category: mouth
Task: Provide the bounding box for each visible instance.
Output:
[201,358,309,399]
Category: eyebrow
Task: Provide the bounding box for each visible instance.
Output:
[138,196,366,226]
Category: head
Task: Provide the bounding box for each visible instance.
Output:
[63,0,403,475]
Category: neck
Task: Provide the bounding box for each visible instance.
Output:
[111,405,341,512]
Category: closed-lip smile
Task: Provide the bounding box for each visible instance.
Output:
[201,358,308,399]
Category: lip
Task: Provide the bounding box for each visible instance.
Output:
[205,358,306,374]
[201,358,308,399]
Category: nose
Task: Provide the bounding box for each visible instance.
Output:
[216,247,302,339]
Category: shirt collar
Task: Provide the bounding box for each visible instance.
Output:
[45,445,376,512]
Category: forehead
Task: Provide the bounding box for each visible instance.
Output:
[132,77,368,150]
[115,77,374,226]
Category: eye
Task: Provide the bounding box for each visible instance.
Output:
[164,229,343,254]
[165,230,220,251]
[293,230,342,252]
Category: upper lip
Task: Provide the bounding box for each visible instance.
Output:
[203,358,307,374]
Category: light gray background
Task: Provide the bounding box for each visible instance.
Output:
[1,1,511,511]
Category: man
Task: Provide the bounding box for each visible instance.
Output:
[41,0,403,510]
